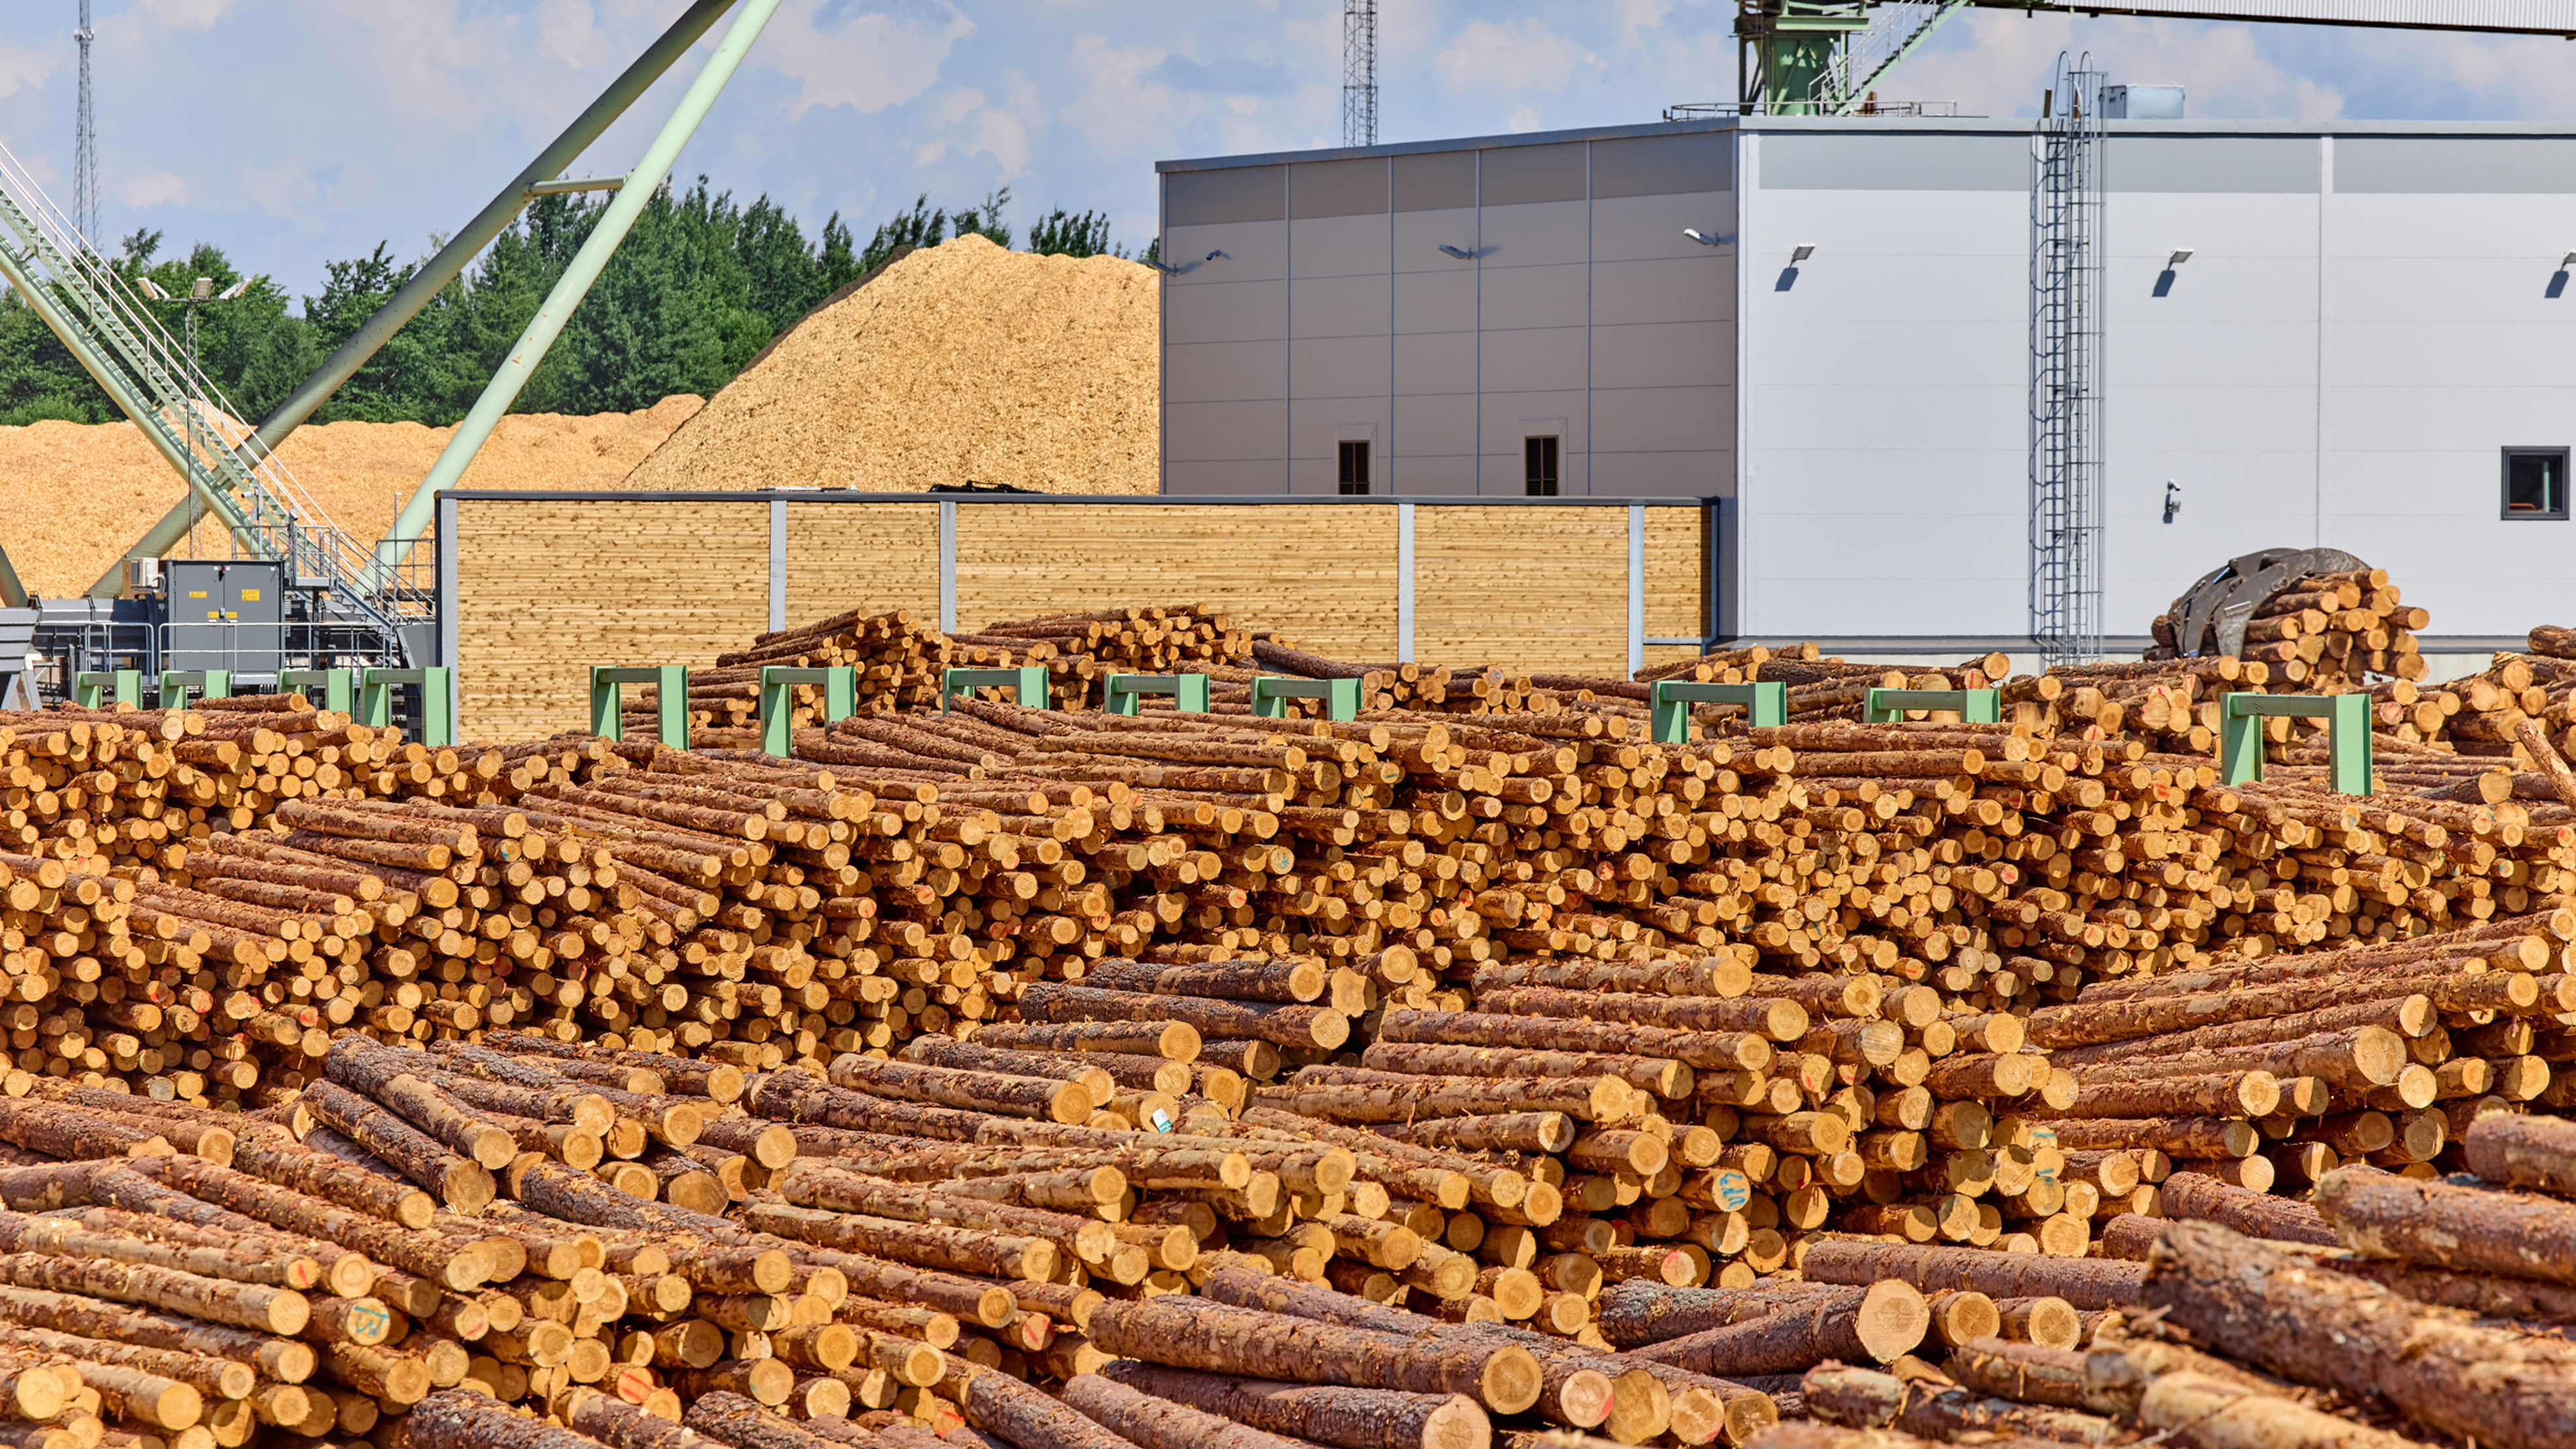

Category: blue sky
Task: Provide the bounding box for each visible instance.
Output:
[0,1,2566,302]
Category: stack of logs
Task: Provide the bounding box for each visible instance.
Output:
[2149,566,2428,687]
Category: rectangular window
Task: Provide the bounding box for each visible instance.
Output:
[1338,441,1370,495]
[2504,448,2569,520]
[1525,436,1560,496]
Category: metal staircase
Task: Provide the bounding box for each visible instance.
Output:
[0,138,422,659]
[1810,0,1972,114]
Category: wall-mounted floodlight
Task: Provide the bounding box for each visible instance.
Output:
[1437,245,1475,260]
[2169,248,2195,267]
[2562,252,2576,269]
[1683,229,1735,247]
[1789,244,1815,264]
[1203,250,1226,262]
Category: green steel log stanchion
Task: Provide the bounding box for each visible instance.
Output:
[2222,691,2373,796]
[1863,687,2001,724]
[1650,679,1786,744]
[590,666,687,749]
[757,666,857,755]
[73,670,141,708]
[361,668,456,747]
[1104,673,1211,716]
[941,666,1049,712]
[279,668,358,714]
[1250,675,1360,722]
[158,670,230,709]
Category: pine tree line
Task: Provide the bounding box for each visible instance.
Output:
[0,182,1154,429]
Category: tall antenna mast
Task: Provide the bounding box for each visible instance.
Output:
[74,0,97,248]
[1342,0,1377,148]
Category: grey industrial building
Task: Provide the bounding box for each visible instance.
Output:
[1154,115,2576,652]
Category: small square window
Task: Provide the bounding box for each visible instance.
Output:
[1338,440,1370,496]
[2504,448,2569,520]
[1525,436,1559,496]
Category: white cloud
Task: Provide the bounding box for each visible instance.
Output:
[762,1,975,118]
[1903,16,2340,119]
[1506,105,1541,132]
[1432,18,1588,97]
[0,40,56,105]
[1059,34,1179,153]
[118,171,193,210]
[532,0,617,69]
[130,0,235,34]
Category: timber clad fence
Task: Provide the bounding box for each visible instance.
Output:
[437,491,1715,740]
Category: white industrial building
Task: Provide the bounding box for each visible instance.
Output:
[1154,114,2576,654]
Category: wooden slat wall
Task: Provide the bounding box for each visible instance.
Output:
[452,499,1711,733]
[454,500,768,740]
[954,504,1400,661]
[1414,507,1631,675]
[785,502,940,627]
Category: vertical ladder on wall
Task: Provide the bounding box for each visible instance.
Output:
[0,139,418,656]
[2029,56,2107,668]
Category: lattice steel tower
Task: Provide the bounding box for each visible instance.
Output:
[2029,54,2107,667]
[73,0,97,248]
[1342,0,1376,148]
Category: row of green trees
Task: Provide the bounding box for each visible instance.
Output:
[0,185,1149,429]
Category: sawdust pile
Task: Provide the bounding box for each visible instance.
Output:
[624,235,1159,495]
[0,396,702,598]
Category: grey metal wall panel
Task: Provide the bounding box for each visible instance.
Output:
[1167,166,1286,226]
[1163,279,1287,345]
[1480,326,1588,392]
[1292,401,1390,492]
[1589,451,1729,497]
[1166,221,1289,281]
[1289,214,1391,280]
[1164,400,1287,463]
[1478,199,1589,267]
[1393,392,1477,455]
[2340,138,2576,193]
[1483,389,1586,456]
[1391,454,1479,494]
[1293,273,1394,339]
[1590,321,1727,392]
[1393,151,1476,213]
[1593,192,1735,263]
[1393,269,1478,334]
[1593,257,1731,326]
[1761,133,2027,191]
[1392,331,1477,395]
[1481,143,1588,206]
[1591,133,1731,199]
[1478,263,1589,332]
[1164,339,1287,404]
[1290,336,1393,398]
[1292,158,1390,218]
[1591,384,1729,453]
[1161,460,1285,496]
[2109,137,2318,193]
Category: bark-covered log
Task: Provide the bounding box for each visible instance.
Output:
[683,1389,851,1449]
[126,1157,475,1290]
[0,1284,314,1384]
[1799,1364,2118,1446]
[296,1082,494,1214]
[1083,1296,1543,1414]
[1799,1242,2145,1310]
[1093,1363,1490,1449]
[827,1054,1092,1125]
[2313,1166,2576,1285]
[2316,1257,2576,1322]
[1940,1339,2091,1410]
[1061,1374,1319,1449]
[2137,1371,2433,1449]
[2460,1114,2576,1197]
[399,1388,598,1449]
[960,1364,1152,1449]
[0,1253,306,1335]
[222,1131,435,1229]
[1597,1282,1865,1348]
[1627,1282,1926,1376]
[2156,1172,2336,1246]
[2144,1217,2576,1449]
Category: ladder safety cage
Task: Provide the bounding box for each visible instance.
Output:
[590,666,685,751]
[941,667,1049,713]
[277,668,358,715]
[2220,692,2373,796]
[2029,55,2109,670]
[1865,687,2001,724]
[362,668,456,749]
[1105,673,1212,717]
[157,670,230,709]
[1650,680,1788,743]
[1251,675,1362,723]
[756,666,857,756]
[73,670,141,709]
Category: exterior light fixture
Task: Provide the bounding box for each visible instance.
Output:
[2168,248,2195,266]
[1682,229,1734,247]
[1437,245,1474,260]
[1789,244,1815,263]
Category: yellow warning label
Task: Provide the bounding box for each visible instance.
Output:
[187,590,207,599]
[239,588,260,602]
